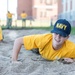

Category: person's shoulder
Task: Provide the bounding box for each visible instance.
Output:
[40,33,53,40]
[65,40,75,46]
[21,13,23,15]
[42,33,52,36]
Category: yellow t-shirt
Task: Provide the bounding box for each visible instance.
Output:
[0,27,3,41]
[21,13,27,18]
[23,33,75,60]
[7,13,13,18]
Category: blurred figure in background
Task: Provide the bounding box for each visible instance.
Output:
[0,26,3,41]
[7,11,14,29]
[21,11,27,27]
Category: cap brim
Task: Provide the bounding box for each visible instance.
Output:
[51,29,68,37]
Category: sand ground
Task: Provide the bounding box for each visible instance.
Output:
[0,29,75,75]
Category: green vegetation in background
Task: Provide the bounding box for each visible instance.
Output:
[71,27,75,35]
[1,25,53,30]
[1,25,75,35]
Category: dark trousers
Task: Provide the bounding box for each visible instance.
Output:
[7,18,12,29]
[22,18,26,27]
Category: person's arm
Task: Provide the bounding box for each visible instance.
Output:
[12,37,23,62]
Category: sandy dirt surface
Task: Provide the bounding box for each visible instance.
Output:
[0,29,75,75]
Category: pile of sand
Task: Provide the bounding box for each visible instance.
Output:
[0,29,75,75]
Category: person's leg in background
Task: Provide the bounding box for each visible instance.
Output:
[22,19,26,27]
[7,18,12,29]
[9,19,12,28]
[7,18,9,29]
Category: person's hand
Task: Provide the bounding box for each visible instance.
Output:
[10,61,22,70]
[62,58,74,64]
[12,61,22,64]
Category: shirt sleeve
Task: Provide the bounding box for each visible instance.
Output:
[23,34,52,50]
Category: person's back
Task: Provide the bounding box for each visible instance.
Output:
[7,11,13,19]
[21,11,27,19]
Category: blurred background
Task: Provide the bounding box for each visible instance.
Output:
[0,0,75,28]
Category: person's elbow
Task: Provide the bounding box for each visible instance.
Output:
[15,37,23,45]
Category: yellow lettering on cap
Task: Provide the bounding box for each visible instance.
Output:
[56,23,67,30]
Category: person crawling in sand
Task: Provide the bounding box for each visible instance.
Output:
[12,19,75,64]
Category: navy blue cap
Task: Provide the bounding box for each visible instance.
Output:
[51,19,71,37]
